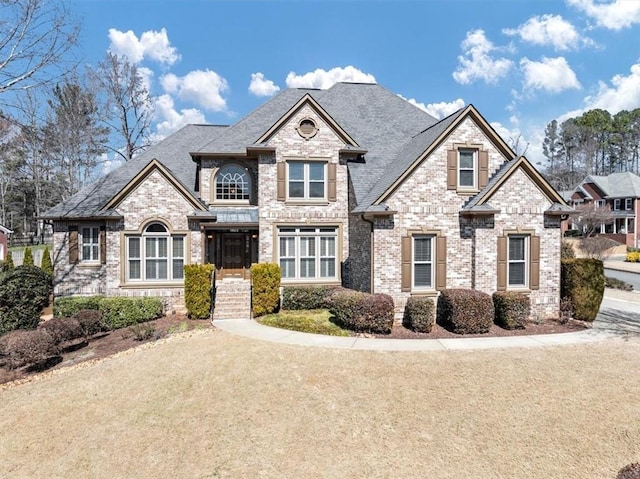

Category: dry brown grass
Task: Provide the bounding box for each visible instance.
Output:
[1,329,639,479]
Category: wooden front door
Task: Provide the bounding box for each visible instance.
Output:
[221,233,245,277]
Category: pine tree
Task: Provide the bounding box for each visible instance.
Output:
[40,246,53,275]
[23,246,34,266]
[4,250,14,269]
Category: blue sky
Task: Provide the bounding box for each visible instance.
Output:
[71,0,640,168]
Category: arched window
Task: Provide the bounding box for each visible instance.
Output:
[126,221,185,282]
[215,164,251,201]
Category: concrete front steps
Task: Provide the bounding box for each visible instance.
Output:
[212,279,252,320]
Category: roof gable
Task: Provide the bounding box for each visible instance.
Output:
[361,105,517,210]
[256,93,359,147]
[104,159,207,212]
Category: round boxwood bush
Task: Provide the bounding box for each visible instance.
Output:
[327,289,394,334]
[0,265,53,334]
[437,289,494,334]
[0,329,58,370]
[403,296,435,333]
[39,317,84,344]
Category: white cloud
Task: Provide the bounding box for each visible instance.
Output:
[398,95,465,119]
[153,94,207,140]
[503,14,589,51]
[520,56,581,93]
[248,72,280,97]
[584,63,640,113]
[285,66,376,89]
[453,29,513,85]
[568,0,640,30]
[108,28,180,65]
[160,70,229,112]
[137,66,154,93]
[100,153,125,176]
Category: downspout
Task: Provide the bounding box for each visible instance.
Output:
[362,214,375,294]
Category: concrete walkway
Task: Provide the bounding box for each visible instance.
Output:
[213,290,640,351]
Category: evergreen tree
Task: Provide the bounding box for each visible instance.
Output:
[40,245,53,275]
[23,246,34,266]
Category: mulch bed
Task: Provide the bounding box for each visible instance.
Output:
[377,318,589,339]
[0,315,210,385]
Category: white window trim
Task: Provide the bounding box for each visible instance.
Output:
[286,160,327,201]
[507,235,529,289]
[213,164,251,204]
[457,149,477,190]
[80,225,100,263]
[277,226,338,281]
[625,198,633,210]
[412,235,435,291]
[614,199,621,210]
[596,199,606,209]
[126,223,185,283]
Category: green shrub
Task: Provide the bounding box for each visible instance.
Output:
[403,296,435,333]
[129,322,156,341]
[561,240,576,259]
[22,246,34,266]
[52,296,162,330]
[72,309,106,338]
[617,463,640,479]
[251,263,281,317]
[0,265,52,334]
[39,317,83,344]
[326,290,395,334]
[563,229,581,238]
[561,258,605,322]
[281,285,342,310]
[492,292,530,330]
[606,276,633,291]
[184,264,214,319]
[54,296,104,317]
[40,246,53,275]
[4,250,14,269]
[0,329,58,369]
[437,289,494,334]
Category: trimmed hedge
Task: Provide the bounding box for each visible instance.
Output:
[72,309,106,338]
[184,263,214,319]
[251,263,281,317]
[437,289,494,334]
[0,265,53,334]
[493,292,530,330]
[326,289,395,334]
[0,329,58,370]
[281,285,342,310]
[403,296,435,333]
[39,317,83,344]
[561,258,605,322]
[53,296,163,330]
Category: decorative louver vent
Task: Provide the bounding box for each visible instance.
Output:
[297,118,318,139]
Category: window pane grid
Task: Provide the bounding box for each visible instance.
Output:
[413,236,433,289]
[288,161,326,200]
[458,149,476,188]
[81,226,100,261]
[216,165,250,201]
[278,227,337,280]
[127,225,185,282]
[508,236,527,287]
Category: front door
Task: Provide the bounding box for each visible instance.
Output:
[221,233,245,277]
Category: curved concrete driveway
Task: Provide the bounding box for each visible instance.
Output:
[213,290,640,351]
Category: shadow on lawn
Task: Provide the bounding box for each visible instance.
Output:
[595,307,640,337]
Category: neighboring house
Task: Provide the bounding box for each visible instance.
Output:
[42,83,570,318]
[0,224,11,262]
[565,172,640,248]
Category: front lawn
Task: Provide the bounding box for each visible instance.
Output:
[257,309,350,337]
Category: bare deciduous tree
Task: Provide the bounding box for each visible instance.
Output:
[0,0,78,100]
[90,52,154,162]
[571,202,615,237]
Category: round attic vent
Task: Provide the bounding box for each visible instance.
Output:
[297,118,318,139]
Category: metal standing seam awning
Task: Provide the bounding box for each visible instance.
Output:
[192,207,259,229]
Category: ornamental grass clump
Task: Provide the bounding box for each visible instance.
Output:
[437,289,494,334]
[492,291,530,330]
[326,289,394,334]
[403,296,435,333]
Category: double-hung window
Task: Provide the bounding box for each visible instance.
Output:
[80,226,100,262]
[277,226,337,281]
[413,236,434,289]
[507,235,528,288]
[287,161,326,200]
[625,198,633,210]
[614,199,621,210]
[458,149,476,189]
[127,222,185,282]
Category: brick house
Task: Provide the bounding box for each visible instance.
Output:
[42,83,571,318]
[564,172,640,248]
[0,224,11,262]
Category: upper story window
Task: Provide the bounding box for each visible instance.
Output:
[447,144,488,193]
[596,199,606,209]
[614,199,621,210]
[287,161,326,200]
[625,198,633,210]
[458,149,477,189]
[127,222,185,283]
[80,226,100,262]
[215,164,251,202]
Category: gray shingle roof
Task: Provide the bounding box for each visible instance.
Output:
[42,124,227,219]
[585,172,640,198]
